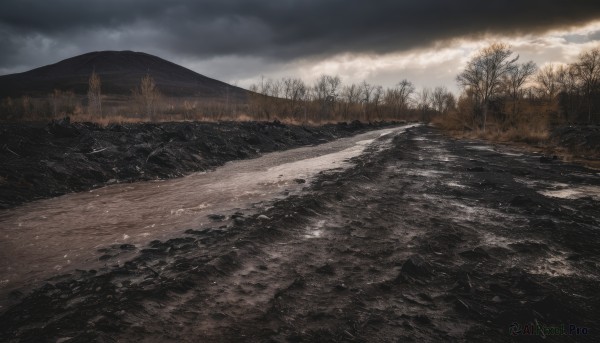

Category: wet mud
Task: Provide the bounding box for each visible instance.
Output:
[1,125,599,342]
[0,118,395,209]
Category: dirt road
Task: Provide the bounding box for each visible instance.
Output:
[1,125,599,342]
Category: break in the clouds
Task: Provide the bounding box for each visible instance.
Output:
[1,0,600,91]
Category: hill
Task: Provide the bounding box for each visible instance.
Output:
[0,51,248,101]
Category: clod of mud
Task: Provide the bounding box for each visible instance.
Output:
[397,255,432,281]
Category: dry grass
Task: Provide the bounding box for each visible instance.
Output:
[66,111,410,127]
[472,127,550,145]
[69,114,151,125]
[433,111,600,170]
[432,108,551,146]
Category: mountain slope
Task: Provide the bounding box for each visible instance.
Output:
[0,51,248,101]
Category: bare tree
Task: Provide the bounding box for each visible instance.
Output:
[341,83,360,119]
[360,81,375,120]
[431,86,446,114]
[416,87,433,113]
[342,83,361,104]
[504,61,537,116]
[313,74,341,118]
[371,85,384,119]
[51,89,60,117]
[535,64,561,101]
[282,77,308,119]
[134,73,161,119]
[87,70,102,117]
[506,61,537,99]
[49,90,77,118]
[268,79,282,98]
[556,64,579,94]
[430,86,457,115]
[443,92,457,114]
[573,47,600,122]
[457,43,518,131]
[384,79,414,118]
[555,64,580,121]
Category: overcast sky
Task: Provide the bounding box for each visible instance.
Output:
[2,0,600,93]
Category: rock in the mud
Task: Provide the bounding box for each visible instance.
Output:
[539,155,558,163]
[120,244,136,251]
[230,212,244,219]
[294,178,306,184]
[47,117,79,137]
[508,241,549,254]
[509,195,536,207]
[459,247,490,260]
[413,314,432,325]
[316,264,335,275]
[529,218,557,229]
[397,255,432,281]
[510,270,545,296]
[334,283,348,291]
[140,247,170,257]
[207,214,226,221]
[257,214,270,220]
[99,254,113,261]
[185,228,223,236]
[489,283,514,296]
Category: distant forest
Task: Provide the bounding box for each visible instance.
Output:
[1,44,599,135]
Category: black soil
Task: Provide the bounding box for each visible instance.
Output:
[552,125,600,160]
[0,118,394,209]
[1,125,600,342]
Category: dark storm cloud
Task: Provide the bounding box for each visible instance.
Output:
[1,0,600,71]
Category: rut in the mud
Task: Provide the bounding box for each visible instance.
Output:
[1,126,599,342]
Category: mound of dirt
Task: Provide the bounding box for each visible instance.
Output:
[551,125,600,158]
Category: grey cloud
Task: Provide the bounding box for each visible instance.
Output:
[1,0,600,73]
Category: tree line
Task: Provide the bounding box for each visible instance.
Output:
[1,44,599,126]
[452,43,600,134]
[246,75,455,123]
[0,72,163,121]
[246,44,600,128]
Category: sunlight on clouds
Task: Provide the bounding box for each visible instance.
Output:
[299,20,600,91]
[477,20,600,63]
[183,20,600,94]
[295,47,466,87]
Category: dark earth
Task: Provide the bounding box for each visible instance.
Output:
[550,125,600,165]
[1,124,600,342]
[0,118,395,209]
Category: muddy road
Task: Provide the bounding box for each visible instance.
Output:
[1,125,600,342]
[0,125,409,305]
